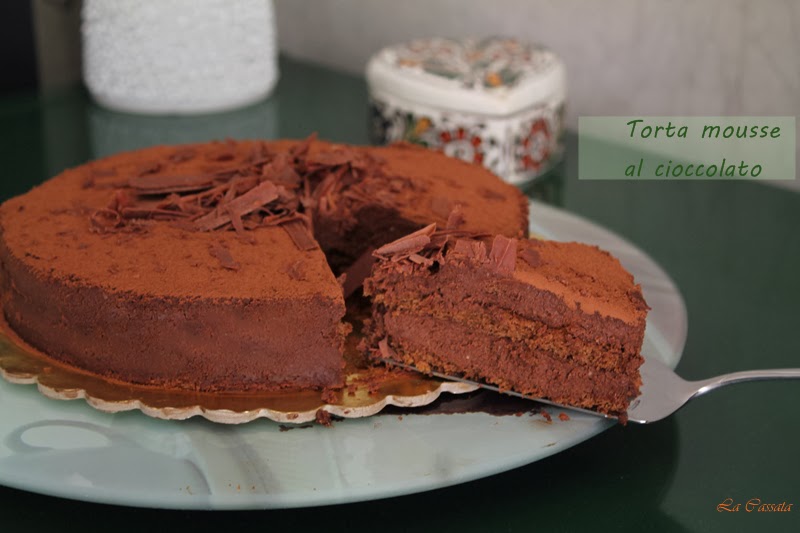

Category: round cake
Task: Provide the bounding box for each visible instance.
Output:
[0,137,527,392]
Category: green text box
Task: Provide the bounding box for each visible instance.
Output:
[579,116,795,180]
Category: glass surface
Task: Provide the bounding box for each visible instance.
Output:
[1,57,798,531]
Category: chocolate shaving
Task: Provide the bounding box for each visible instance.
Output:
[208,242,240,271]
[129,174,214,195]
[120,207,192,220]
[407,253,434,266]
[430,196,453,219]
[388,178,407,192]
[136,162,162,176]
[446,205,465,229]
[519,248,542,268]
[208,150,235,162]
[90,208,122,232]
[289,133,317,160]
[226,206,247,235]
[378,337,397,361]
[210,165,247,178]
[306,150,354,167]
[262,154,301,189]
[259,210,301,227]
[246,141,271,164]
[194,181,279,231]
[91,167,118,178]
[284,260,306,281]
[340,246,376,298]
[479,188,506,201]
[281,219,318,251]
[107,189,134,211]
[489,235,518,274]
[374,223,436,257]
[222,178,239,204]
[169,148,197,163]
[453,239,488,262]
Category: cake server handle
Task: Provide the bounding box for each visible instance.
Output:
[689,368,800,398]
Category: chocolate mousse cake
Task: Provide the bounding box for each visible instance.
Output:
[0,137,527,392]
[364,226,649,416]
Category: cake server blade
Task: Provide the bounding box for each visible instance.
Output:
[380,357,800,424]
[378,358,617,420]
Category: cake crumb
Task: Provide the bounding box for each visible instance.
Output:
[558,412,570,421]
[315,408,333,426]
[541,409,552,423]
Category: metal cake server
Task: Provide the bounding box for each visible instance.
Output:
[382,357,800,424]
[624,357,800,423]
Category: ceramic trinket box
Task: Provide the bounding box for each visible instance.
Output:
[367,37,566,184]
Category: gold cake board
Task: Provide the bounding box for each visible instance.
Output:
[0,318,477,425]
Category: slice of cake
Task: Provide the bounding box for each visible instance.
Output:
[364,226,649,416]
[0,138,528,393]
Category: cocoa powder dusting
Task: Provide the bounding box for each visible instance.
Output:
[519,248,542,268]
[86,134,386,253]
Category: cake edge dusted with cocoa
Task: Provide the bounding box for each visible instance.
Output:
[0,137,528,393]
[363,225,649,417]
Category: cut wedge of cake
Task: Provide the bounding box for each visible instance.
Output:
[364,225,649,416]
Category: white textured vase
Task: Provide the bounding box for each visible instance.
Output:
[82,0,278,115]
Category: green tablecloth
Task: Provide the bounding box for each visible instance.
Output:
[1,57,798,532]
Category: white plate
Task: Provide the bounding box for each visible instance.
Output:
[0,200,687,509]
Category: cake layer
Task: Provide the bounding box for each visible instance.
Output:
[382,312,639,414]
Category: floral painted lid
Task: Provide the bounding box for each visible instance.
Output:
[367,37,566,116]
